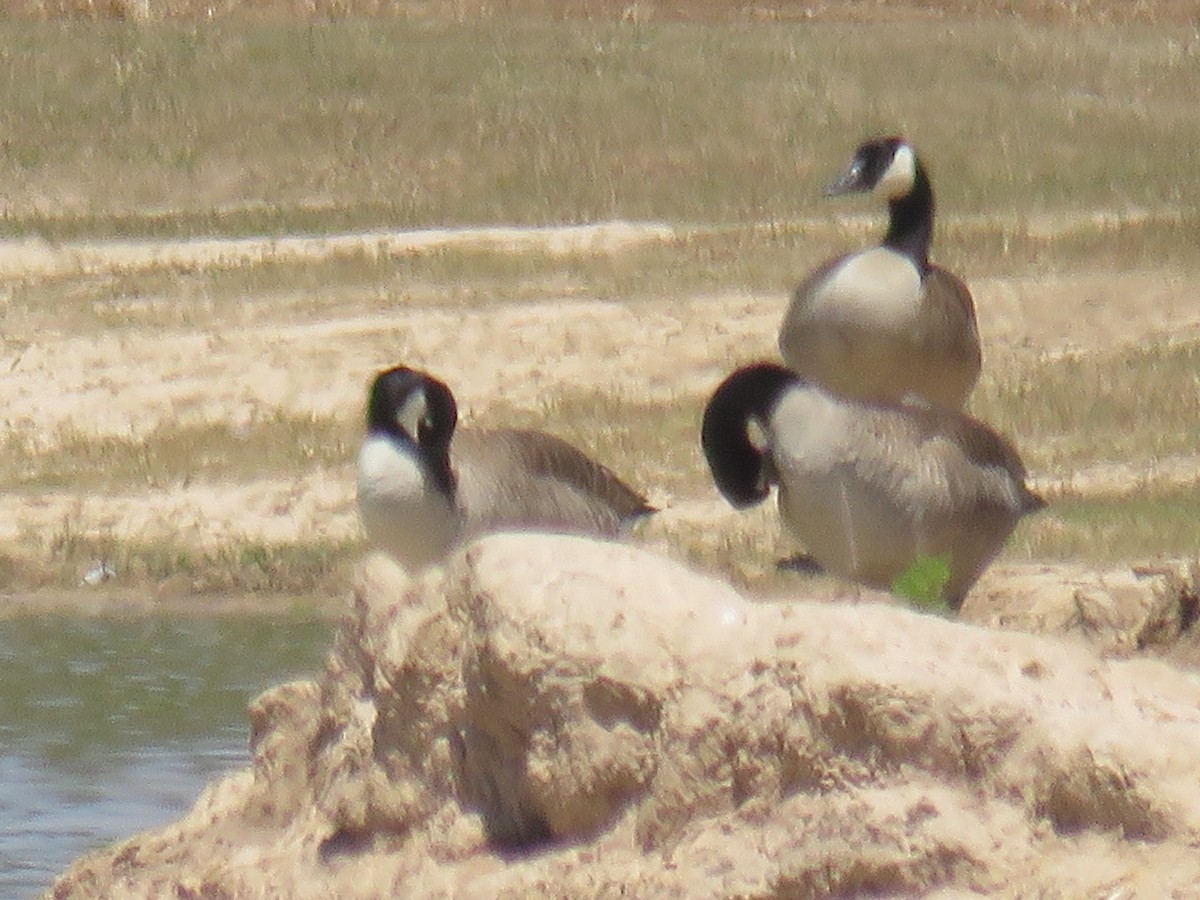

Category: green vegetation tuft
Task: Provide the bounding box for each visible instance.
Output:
[892,555,953,614]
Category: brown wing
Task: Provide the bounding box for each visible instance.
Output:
[924,265,981,363]
[901,405,1045,513]
[451,428,653,538]
[488,429,653,517]
[904,265,982,409]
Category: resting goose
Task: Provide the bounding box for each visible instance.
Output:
[356,365,653,572]
[779,136,981,410]
[701,362,1043,609]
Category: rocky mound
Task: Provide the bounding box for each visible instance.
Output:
[49,535,1200,898]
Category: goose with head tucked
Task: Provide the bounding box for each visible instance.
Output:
[701,362,1043,610]
[779,137,981,410]
[356,365,654,572]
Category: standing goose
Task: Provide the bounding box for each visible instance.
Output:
[356,365,654,572]
[779,137,981,410]
[701,363,1043,610]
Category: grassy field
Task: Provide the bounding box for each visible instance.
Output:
[9,0,1200,25]
[0,20,1196,237]
[1,12,1199,599]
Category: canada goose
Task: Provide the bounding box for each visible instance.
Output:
[356,365,654,572]
[779,136,981,410]
[701,363,1044,609]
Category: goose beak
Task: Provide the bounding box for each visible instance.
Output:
[823,160,867,197]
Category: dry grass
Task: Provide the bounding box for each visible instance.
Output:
[974,341,1200,476]
[2,413,354,490]
[7,207,1199,342]
[8,0,1200,25]
[34,517,361,595]
[0,21,1195,238]
[1014,486,1200,564]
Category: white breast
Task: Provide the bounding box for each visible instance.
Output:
[355,435,461,572]
[814,247,923,330]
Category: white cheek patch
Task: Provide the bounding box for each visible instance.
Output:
[396,388,428,439]
[874,144,916,200]
[746,416,771,453]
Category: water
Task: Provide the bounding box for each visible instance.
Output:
[0,611,333,898]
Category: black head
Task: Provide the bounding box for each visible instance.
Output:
[701,363,798,509]
[365,365,458,494]
[824,136,919,200]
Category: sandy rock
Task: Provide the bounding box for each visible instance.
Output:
[48,536,1200,898]
[967,560,1199,655]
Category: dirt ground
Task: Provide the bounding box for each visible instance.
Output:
[4,222,1200,597]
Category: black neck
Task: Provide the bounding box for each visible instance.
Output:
[883,164,934,271]
[425,444,457,502]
